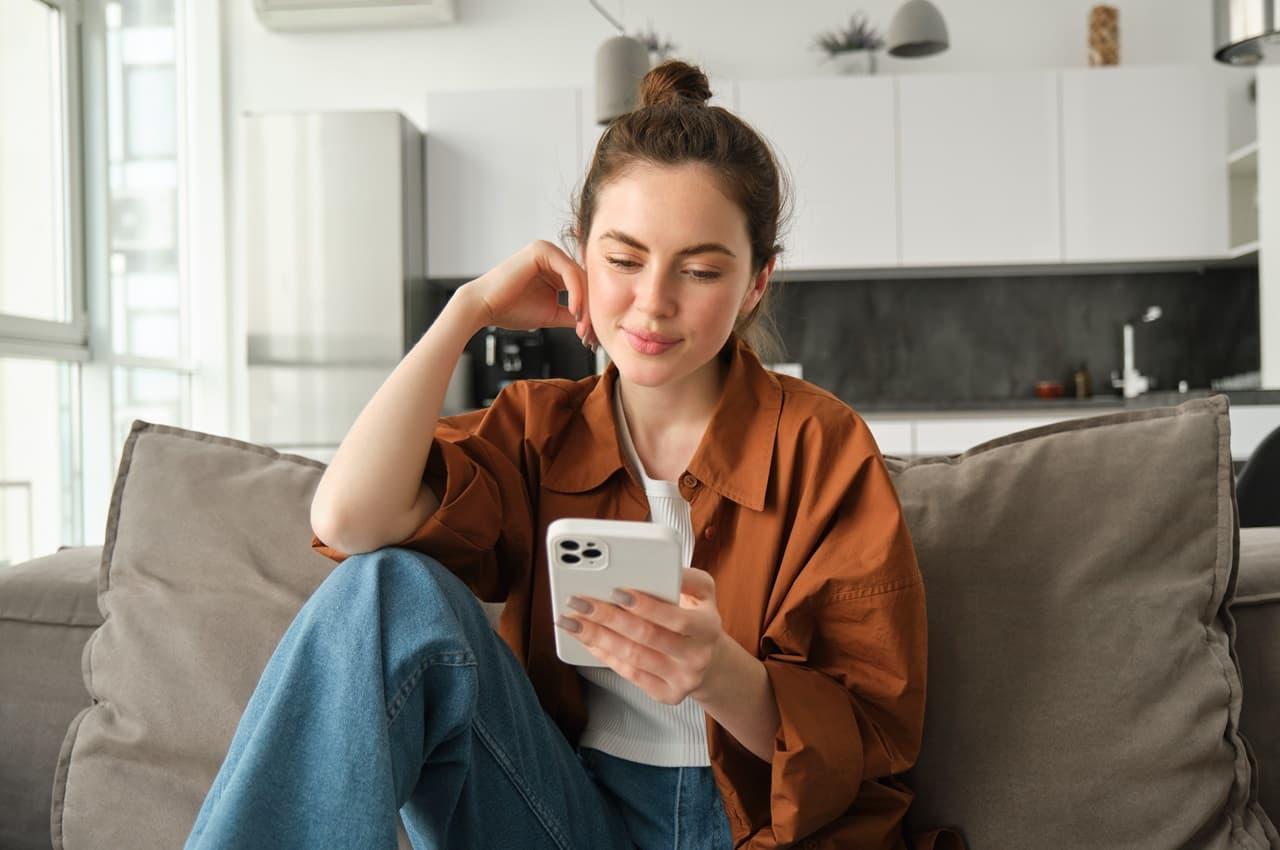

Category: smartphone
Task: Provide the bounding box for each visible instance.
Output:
[546,517,683,667]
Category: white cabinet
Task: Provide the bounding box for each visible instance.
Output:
[897,71,1062,266]
[426,88,581,278]
[736,77,898,270]
[1060,66,1228,262]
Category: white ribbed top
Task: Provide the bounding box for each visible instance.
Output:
[573,383,710,766]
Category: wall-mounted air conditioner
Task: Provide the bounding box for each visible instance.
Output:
[252,0,456,31]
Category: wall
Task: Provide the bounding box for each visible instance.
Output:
[219,0,1265,428]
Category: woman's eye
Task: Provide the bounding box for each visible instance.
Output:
[606,258,720,281]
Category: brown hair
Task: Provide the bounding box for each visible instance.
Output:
[563,59,794,365]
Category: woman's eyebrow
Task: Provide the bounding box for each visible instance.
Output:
[599,229,736,258]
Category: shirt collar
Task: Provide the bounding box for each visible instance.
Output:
[543,334,782,511]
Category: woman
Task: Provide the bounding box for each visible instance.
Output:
[186,61,960,850]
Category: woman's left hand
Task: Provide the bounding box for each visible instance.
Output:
[557,567,726,705]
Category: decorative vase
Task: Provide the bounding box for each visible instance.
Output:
[833,49,878,75]
[1088,4,1119,66]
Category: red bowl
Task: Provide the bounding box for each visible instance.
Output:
[1035,381,1065,399]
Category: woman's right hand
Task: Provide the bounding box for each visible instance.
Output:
[459,240,598,350]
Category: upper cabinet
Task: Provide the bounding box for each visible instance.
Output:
[897,71,1062,265]
[736,77,898,270]
[425,88,581,279]
[424,66,1233,279]
[1060,66,1228,262]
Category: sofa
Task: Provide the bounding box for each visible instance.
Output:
[1,394,1278,849]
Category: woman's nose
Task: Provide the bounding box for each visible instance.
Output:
[632,270,676,313]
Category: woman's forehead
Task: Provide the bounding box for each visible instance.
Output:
[591,165,748,249]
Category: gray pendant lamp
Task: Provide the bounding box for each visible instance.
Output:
[1214,0,1280,65]
[590,0,651,125]
[886,0,950,58]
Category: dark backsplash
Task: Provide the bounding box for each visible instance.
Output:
[415,265,1260,405]
[769,266,1260,403]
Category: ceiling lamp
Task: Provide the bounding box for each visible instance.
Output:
[886,0,950,58]
[590,1,651,125]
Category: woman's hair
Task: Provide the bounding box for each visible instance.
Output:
[563,59,793,365]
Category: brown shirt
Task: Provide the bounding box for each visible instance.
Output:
[312,334,962,850]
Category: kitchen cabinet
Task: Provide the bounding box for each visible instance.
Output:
[1060,66,1228,262]
[862,403,1279,461]
[426,88,581,279]
[735,77,898,269]
[897,71,1062,266]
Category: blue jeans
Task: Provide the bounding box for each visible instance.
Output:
[184,546,733,850]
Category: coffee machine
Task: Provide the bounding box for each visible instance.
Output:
[474,326,550,407]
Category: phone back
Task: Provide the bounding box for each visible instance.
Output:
[546,517,683,667]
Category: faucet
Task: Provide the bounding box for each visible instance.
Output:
[1110,305,1162,398]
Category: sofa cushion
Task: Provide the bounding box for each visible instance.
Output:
[0,546,101,850]
[50,422,415,850]
[889,395,1277,848]
[1236,526,1280,824]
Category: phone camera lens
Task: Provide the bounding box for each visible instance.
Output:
[561,540,580,550]
[561,553,581,563]
[582,548,602,558]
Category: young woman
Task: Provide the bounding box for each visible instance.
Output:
[185,61,961,850]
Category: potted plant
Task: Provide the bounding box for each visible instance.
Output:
[813,12,885,75]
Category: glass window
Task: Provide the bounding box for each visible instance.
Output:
[106,0,185,361]
[0,0,70,324]
[112,366,188,455]
[0,358,80,567]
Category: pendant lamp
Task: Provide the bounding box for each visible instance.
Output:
[886,0,950,58]
[590,0,651,125]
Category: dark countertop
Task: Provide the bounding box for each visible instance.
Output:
[849,389,1280,414]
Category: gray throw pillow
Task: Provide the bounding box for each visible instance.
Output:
[889,395,1277,848]
[51,422,415,850]
[1235,526,1280,824]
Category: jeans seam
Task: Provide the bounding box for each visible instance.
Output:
[472,714,576,850]
[672,767,683,850]
[385,650,476,726]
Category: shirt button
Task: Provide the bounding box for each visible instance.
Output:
[681,474,698,488]
[703,525,716,540]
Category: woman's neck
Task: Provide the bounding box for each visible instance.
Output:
[616,355,728,480]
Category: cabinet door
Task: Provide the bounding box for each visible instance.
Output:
[1060,66,1228,262]
[426,88,581,278]
[736,77,899,270]
[898,71,1061,266]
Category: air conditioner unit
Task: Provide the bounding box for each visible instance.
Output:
[252,0,456,31]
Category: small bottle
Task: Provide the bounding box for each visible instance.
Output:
[1073,362,1092,398]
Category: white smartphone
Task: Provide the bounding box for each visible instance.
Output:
[546,517,683,667]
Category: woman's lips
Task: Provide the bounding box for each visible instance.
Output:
[624,329,680,355]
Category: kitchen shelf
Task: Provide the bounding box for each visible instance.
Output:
[1228,140,1258,177]
[1228,239,1260,260]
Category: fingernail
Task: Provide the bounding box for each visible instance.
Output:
[611,589,634,607]
[557,614,582,633]
[567,596,593,614]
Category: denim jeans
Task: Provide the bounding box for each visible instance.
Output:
[184,546,733,850]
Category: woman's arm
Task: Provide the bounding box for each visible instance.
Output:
[694,633,781,764]
[310,287,490,555]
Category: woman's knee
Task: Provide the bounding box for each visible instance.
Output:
[317,547,486,629]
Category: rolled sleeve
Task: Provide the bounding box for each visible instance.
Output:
[310,383,535,603]
[754,422,929,844]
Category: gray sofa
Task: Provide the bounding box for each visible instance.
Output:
[2,396,1278,849]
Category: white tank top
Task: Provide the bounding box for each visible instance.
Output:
[573,382,710,766]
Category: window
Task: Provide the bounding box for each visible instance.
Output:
[0,0,194,565]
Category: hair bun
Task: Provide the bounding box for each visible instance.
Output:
[638,59,713,109]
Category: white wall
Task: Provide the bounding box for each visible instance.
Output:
[214,1,1263,438]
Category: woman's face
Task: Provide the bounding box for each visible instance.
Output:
[581,162,771,389]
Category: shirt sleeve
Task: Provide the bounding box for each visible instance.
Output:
[758,414,929,845]
[310,381,536,604]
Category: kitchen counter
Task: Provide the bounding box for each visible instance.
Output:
[848,388,1280,414]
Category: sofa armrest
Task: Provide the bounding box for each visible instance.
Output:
[0,547,102,850]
